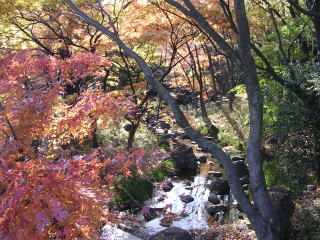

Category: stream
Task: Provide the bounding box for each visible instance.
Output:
[101,110,251,240]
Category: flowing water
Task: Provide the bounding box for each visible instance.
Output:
[101,112,242,239]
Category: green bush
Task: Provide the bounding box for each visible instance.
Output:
[113,175,154,208]
[264,159,303,195]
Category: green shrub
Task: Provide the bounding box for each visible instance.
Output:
[264,159,303,195]
[113,175,153,208]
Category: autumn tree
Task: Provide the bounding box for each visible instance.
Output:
[0,49,161,239]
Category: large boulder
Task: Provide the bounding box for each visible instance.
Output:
[207,124,219,138]
[269,186,295,239]
[171,143,198,171]
[209,179,230,195]
[150,227,192,240]
[208,193,220,204]
[233,160,249,178]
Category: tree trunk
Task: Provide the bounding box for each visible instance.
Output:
[234,0,280,238]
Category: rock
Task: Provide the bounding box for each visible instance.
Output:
[207,125,219,138]
[157,197,165,202]
[150,227,192,240]
[207,205,227,216]
[269,186,295,239]
[162,180,174,192]
[160,122,171,129]
[242,184,249,190]
[198,155,207,163]
[196,147,206,152]
[179,194,194,203]
[176,94,193,105]
[180,213,189,218]
[209,179,230,195]
[306,185,316,191]
[185,186,193,190]
[181,134,191,140]
[231,155,245,161]
[208,194,220,204]
[208,161,215,165]
[185,181,192,186]
[124,124,133,132]
[171,143,198,171]
[142,206,158,221]
[208,171,223,178]
[233,160,249,178]
[240,176,250,185]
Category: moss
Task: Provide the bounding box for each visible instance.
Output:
[149,158,174,182]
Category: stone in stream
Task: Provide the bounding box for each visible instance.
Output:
[142,206,158,221]
[157,197,165,202]
[240,176,250,185]
[198,155,207,163]
[159,122,171,129]
[150,227,192,240]
[185,181,192,186]
[179,194,194,203]
[171,143,198,172]
[242,184,249,190]
[207,205,227,216]
[209,179,230,195]
[231,155,245,161]
[208,171,223,178]
[162,180,174,192]
[233,160,249,178]
[208,193,220,205]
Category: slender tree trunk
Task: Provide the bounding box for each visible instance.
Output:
[234,0,280,239]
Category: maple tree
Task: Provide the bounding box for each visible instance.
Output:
[0,49,156,239]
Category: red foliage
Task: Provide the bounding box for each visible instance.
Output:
[0,50,143,239]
